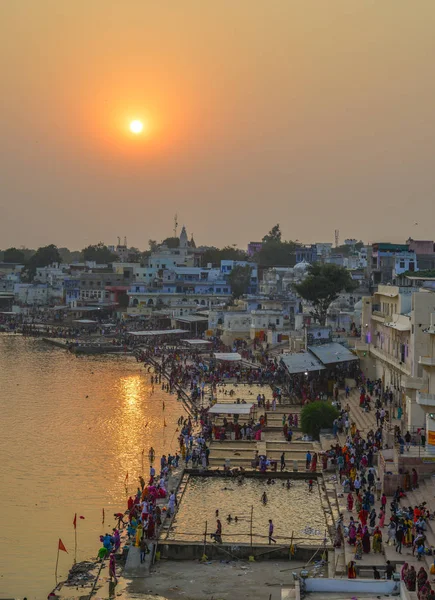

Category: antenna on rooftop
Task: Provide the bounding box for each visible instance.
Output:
[173,213,178,238]
[124,236,127,247]
[335,229,340,248]
[117,236,121,246]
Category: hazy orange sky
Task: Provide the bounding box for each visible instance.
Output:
[1,1,435,251]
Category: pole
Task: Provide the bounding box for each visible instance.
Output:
[250,505,254,553]
[55,545,60,585]
[74,527,77,564]
[203,521,208,558]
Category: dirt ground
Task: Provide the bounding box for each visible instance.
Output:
[119,559,305,600]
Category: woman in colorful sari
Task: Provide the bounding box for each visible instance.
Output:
[401,563,409,582]
[348,560,357,579]
[418,582,431,600]
[406,566,417,591]
[362,526,371,553]
[417,567,428,592]
[372,527,382,553]
[348,521,357,546]
[310,453,318,473]
[404,519,414,547]
[354,534,363,560]
[347,493,354,512]
[109,552,118,584]
[378,509,386,529]
[355,492,362,513]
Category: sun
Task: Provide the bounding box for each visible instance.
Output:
[129,120,144,134]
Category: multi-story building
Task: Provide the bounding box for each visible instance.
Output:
[220,260,258,294]
[370,243,417,284]
[357,285,435,430]
[247,242,262,257]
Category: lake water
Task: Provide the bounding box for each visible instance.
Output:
[0,335,185,599]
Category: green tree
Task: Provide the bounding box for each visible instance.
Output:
[82,243,118,263]
[58,247,81,263]
[148,239,158,252]
[301,401,339,440]
[162,237,180,248]
[262,224,282,243]
[227,264,252,298]
[253,240,298,267]
[3,247,26,263]
[200,246,248,267]
[295,263,357,325]
[25,244,62,280]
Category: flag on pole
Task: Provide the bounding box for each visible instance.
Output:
[80,516,85,520]
[73,513,77,529]
[58,538,68,553]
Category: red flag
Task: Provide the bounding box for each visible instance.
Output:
[73,513,77,529]
[79,516,85,520]
[58,538,68,553]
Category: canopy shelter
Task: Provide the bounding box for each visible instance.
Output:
[129,329,186,337]
[280,352,325,375]
[214,352,242,362]
[73,319,98,324]
[208,402,255,415]
[307,342,358,365]
[183,339,212,346]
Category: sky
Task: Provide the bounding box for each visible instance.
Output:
[1,1,435,251]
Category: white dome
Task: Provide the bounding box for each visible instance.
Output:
[294,261,310,274]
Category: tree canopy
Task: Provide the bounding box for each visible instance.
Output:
[200,246,248,267]
[25,244,62,280]
[82,243,118,263]
[262,224,282,243]
[253,240,298,267]
[161,237,180,248]
[227,264,252,299]
[294,263,357,325]
[3,247,26,263]
[300,401,339,440]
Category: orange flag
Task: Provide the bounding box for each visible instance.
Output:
[73,513,77,529]
[58,538,68,553]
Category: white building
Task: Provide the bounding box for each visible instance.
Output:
[357,285,435,430]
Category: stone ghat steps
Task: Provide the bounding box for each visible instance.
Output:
[207,455,322,471]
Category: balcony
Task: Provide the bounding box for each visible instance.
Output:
[372,310,385,322]
[417,391,435,407]
[369,345,411,375]
[419,356,435,367]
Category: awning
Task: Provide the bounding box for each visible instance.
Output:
[175,316,209,323]
[308,342,358,364]
[209,403,255,415]
[280,352,325,375]
[184,339,212,345]
[73,319,98,324]
[129,329,186,336]
[214,352,242,362]
[384,321,411,332]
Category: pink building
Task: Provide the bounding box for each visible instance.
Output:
[407,239,434,254]
[247,242,262,257]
